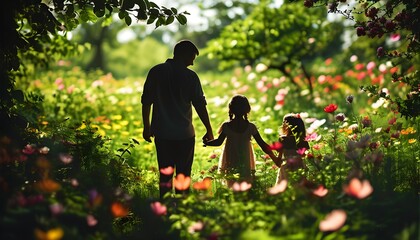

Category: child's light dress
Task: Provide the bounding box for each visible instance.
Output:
[218,122,258,180]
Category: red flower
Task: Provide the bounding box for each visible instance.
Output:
[324,104,338,113]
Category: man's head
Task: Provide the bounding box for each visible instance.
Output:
[173,40,199,66]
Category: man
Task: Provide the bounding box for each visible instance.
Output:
[141,40,214,198]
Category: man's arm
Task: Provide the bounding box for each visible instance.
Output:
[194,103,214,141]
[142,103,153,142]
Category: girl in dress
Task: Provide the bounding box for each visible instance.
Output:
[275,113,310,184]
[203,95,279,186]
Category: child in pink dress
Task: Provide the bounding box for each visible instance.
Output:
[203,95,279,185]
[275,113,310,184]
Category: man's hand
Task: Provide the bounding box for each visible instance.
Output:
[143,128,153,143]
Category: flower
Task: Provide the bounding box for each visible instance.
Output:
[34,227,64,240]
[34,179,61,193]
[193,177,212,190]
[269,141,283,151]
[343,178,373,199]
[346,95,354,104]
[377,46,385,57]
[324,104,338,113]
[111,201,129,218]
[335,113,345,122]
[22,144,37,155]
[59,153,73,164]
[86,214,98,226]
[319,209,347,232]
[361,116,372,128]
[267,180,288,195]
[159,166,174,176]
[312,185,328,197]
[296,148,307,155]
[150,201,167,216]
[188,221,204,233]
[232,181,252,192]
[173,174,191,191]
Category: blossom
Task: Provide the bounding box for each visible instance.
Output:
[312,185,328,197]
[319,209,347,232]
[34,227,64,240]
[188,221,204,233]
[232,181,252,192]
[323,104,338,113]
[49,203,64,216]
[335,113,345,122]
[159,166,174,176]
[34,179,61,193]
[59,153,73,164]
[173,174,191,191]
[111,201,129,218]
[22,144,37,155]
[346,95,354,104]
[269,141,283,151]
[86,214,98,226]
[267,180,288,195]
[361,116,372,128]
[296,148,307,155]
[343,178,373,199]
[150,201,167,216]
[193,177,212,190]
[39,146,50,154]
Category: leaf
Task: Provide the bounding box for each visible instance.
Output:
[166,15,174,25]
[118,10,127,20]
[132,138,140,144]
[176,14,187,25]
[125,15,132,26]
[117,148,125,152]
[147,16,156,24]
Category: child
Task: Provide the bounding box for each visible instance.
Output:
[275,113,310,184]
[203,95,279,186]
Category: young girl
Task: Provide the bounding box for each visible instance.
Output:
[275,113,310,184]
[203,95,279,185]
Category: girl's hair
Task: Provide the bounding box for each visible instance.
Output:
[282,113,306,141]
[228,95,251,120]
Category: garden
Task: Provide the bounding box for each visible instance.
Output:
[0,0,419,239]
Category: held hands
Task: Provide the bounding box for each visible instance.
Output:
[202,131,214,147]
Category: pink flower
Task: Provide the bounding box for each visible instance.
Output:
[22,144,36,155]
[160,166,174,176]
[59,153,73,164]
[319,209,347,232]
[86,214,98,226]
[188,221,204,233]
[150,201,167,216]
[296,148,307,155]
[270,141,283,151]
[312,185,328,197]
[305,132,318,141]
[267,180,288,195]
[323,104,338,113]
[343,178,373,199]
[49,203,64,215]
[232,181,252,192]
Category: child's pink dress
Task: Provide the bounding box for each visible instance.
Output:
[218,122,257,179]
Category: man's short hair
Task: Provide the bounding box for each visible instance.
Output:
[174,40,199,57]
